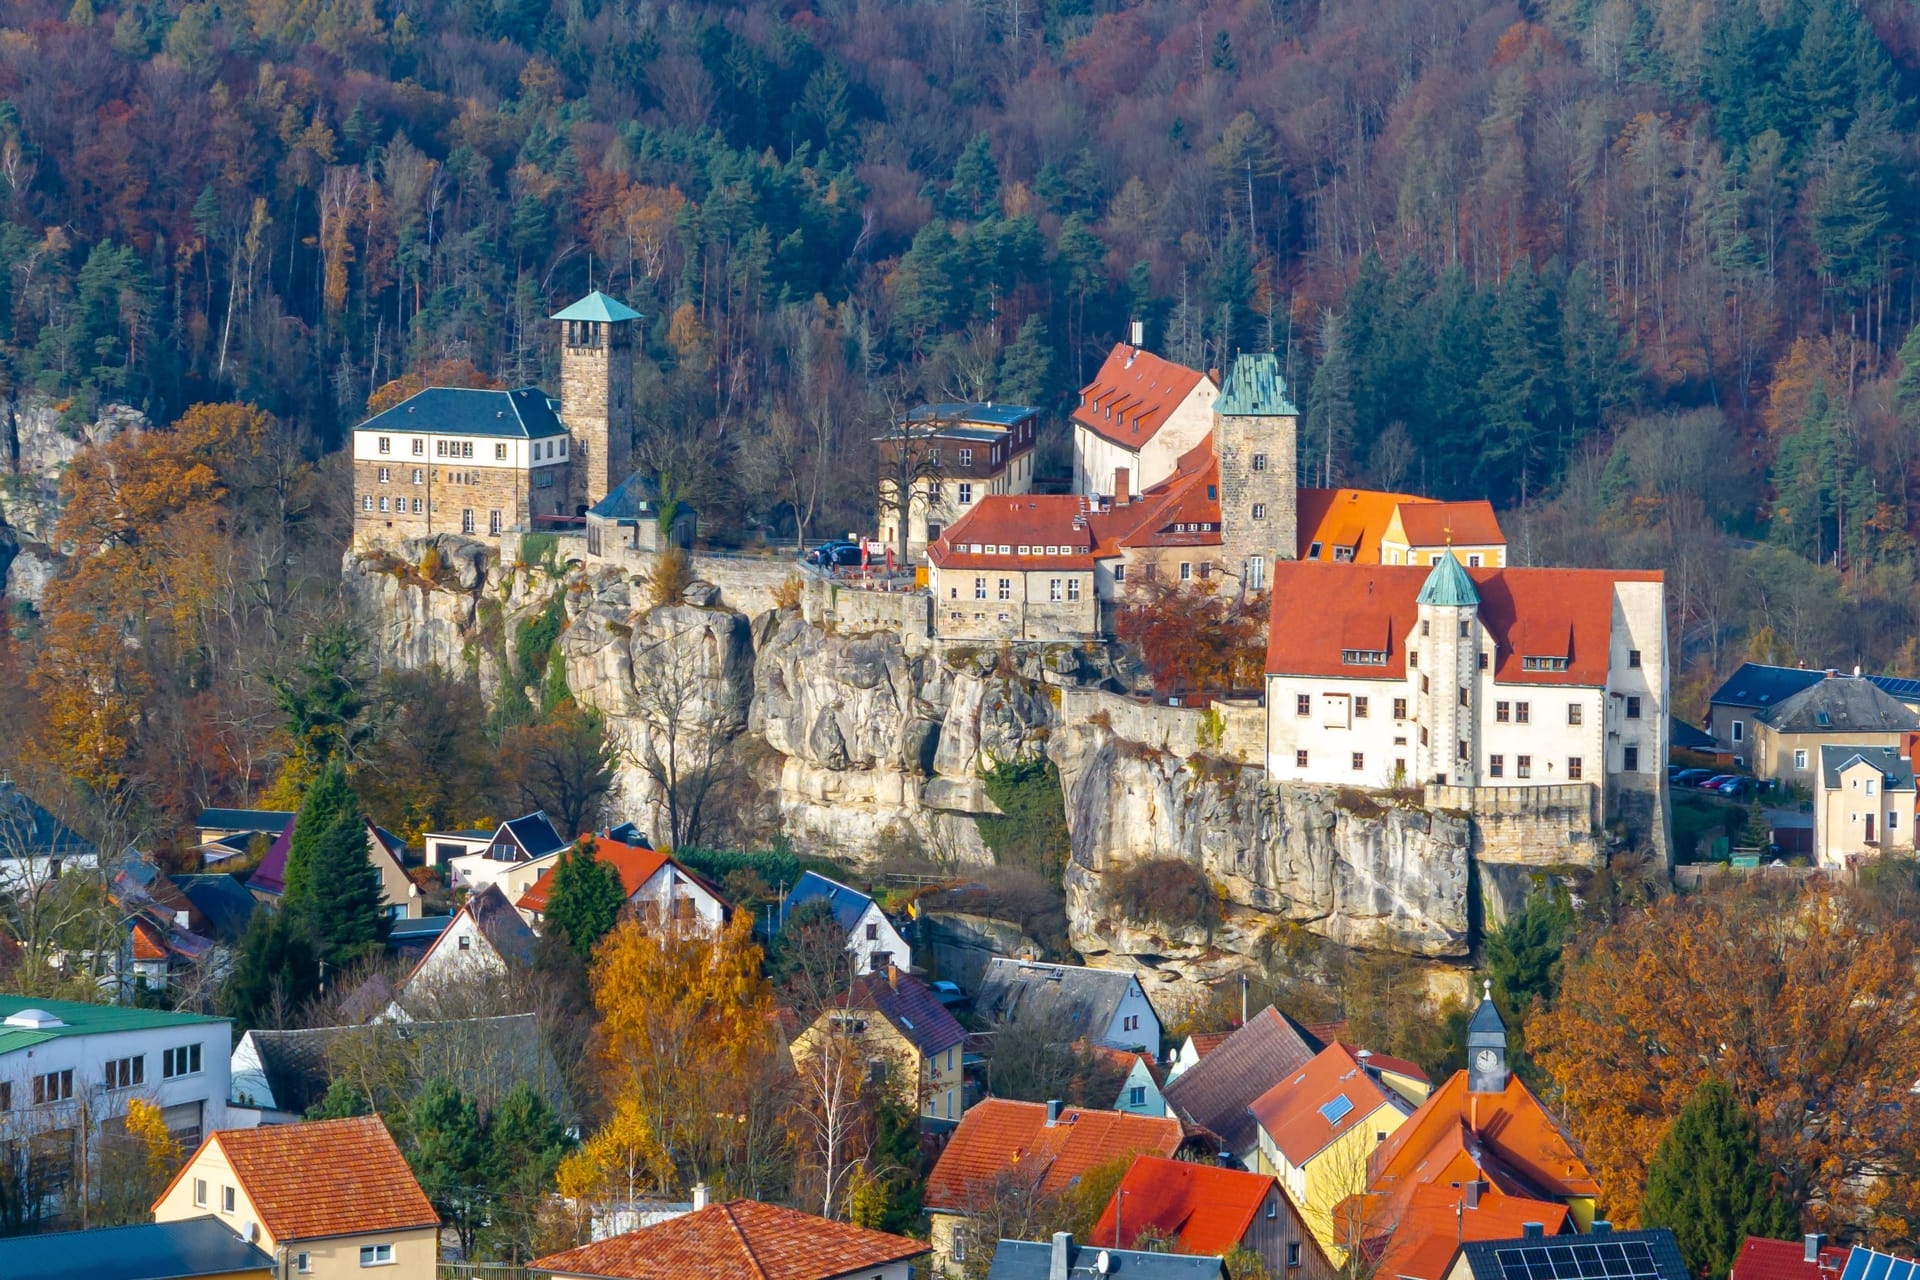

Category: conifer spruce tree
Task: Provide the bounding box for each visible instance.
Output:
[281,759,388,970]
[280,759,354,909]
[1642,1079,1798,1280]
[542,839,627,959]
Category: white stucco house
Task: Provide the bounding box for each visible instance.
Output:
[778,872,911,975]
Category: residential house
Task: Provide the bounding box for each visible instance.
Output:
[1449,1229,1689,1280]
[1334,989,1600,1280]
[1159,1006,1322,1165]
[1089,1045,1168,1117]
[1341,1046,1431,1107]
[530,1195,927,1280]
[1248,1042,1416,1255]
[925,1098,1184,1274]
[877,401,1042,561]
[444,812,568,893]
[386,915,453,959]
[1815,745,1917,867]
[110,862,217,995]
[974,957,1161,1056]
[1072,340,1220,500]
[421,825,495,866]
[1264,557,1668,829]
[171,874,258,945]
[192,809,294,866]
[247,816,422,920]
[352,290,647,543]
[1296,491,1506,569]
[583,471,696,563]
[792,968,968,1125]
[779,872,911,975]
[0,777,96,891]
[987,1233,1227,1280]
[516,837,727,934]
[1730,1235,1850,1280]
[13,1217,276,1280]
[1089,1155,1332,1280]
[1705,663,1920,767]
[396,884,538,1004]
[1164,1029,1230,1083]
[1738,674,1920,787]
[926,496,1101,642]
[154,1117,440,1280]
[228,1012,573,1126]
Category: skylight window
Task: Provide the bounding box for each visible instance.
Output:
[1318,1094,1355,1125]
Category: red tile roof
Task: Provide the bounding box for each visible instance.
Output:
[1732,1237,1850,1280]
[925,1099,1184,1211]
[928,495,1097,570]
[158,1117,437,1242]
[517,837,668,913]
[1264,561,1661,687]
[531,1199,926,1279]
[1297,489,1426,563]
[1085,1043,1167,1087]
[1087,440,1224,554]
[1370,1071,1598,1204]
[1248,1042,1403,1167]
[1395,500,1505,548]
[1073,345,1211,449]
[1362,1181,1571,1280]
[1184,1031,1230,1059]
[1087,1155,1276,1255]
[1337,1044,1431,1085]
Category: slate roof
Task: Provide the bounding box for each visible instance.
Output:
[0,996,224,1057]
[356,386,568,440]
[1456,1230,1689,1280]
[251,818,405,898]
[159,1117,438,1243]
[973,958,1152,1047]
[925,1099,1183,1211]
[530,1199,925,1279]
[587,472,672,522]
[1088,1155,1278,1256]
[1709,662,1828,710]
[1756,676,1920,734]
[550,289,643,324]
[171,873,258,942]
[0,781,95,859]
[1248,1042,1407,1166]
[904,401,1041,430]
[849,970,967,1057]
[1731,1237,1851,1280]
[987,1238,1226,1279]
[195,808,296,834]
[1072,343,1213,450]
[1820,745,1917,791]
[499,811,568,859]
[781,871,879,933]
[1670,717,1719,753]
[13,1216,277,1280]
[448,883,539,970]
[1161,1006,1324,1158]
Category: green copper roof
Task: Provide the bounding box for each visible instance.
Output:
[0,995,227,1056]
[1216,352,1299,416]
[1416,552,1479,608]
[550,289,643,323]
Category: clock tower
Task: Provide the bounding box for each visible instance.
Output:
[1466,979,1508,1093]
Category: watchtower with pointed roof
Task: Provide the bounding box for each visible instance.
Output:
[1466,980,1508,1094]
[1414,553,1483,786]
[553,289,640,512]
[1213,352,1299,593]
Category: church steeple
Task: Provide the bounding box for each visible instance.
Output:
[1466,979,1508,1094]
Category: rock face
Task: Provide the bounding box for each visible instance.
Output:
[0,394,140,605]
[1050,714,1472,989]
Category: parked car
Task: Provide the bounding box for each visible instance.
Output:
[1699,774,1740,791]
[1715,777,1750,798]
[804,540,864,567]
[1673,768,1717,787]
[928,980,965,1006]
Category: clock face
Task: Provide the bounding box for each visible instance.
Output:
[1474,1049,1500,1072]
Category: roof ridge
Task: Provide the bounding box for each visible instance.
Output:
[720,1201,773,1280]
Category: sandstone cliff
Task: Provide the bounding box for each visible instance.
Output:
[0,393,142,604]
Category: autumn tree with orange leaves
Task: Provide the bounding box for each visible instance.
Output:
[1115,577,1266,700]
[1533,874,1920,1243]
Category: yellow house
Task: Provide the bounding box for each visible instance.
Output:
[154,1117,440,1280]
[1378,500,1507,568]
[1815,744,1918,868]
[789,968,968,1125]
[1249,1043,1417,1259]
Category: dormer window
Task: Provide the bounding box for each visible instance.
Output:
[1342,649,1389,666]
[1521,656,1569,672]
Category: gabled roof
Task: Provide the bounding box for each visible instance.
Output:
[1368,1070,1598,1203]
[1297,488,1426,563]
[530,1199,925,1279]
[925,1099,1183,1211]
[498,812,568,859]
[929,495,1097,571]
[987,1238,1226,1279]
[1710,662,1829,709]
[1072,344,1213,450]
[848,970,967,1057]
[1756,676,1920,734]
[1362,1180,1572,1280]
[1732,1236,1851,1280]
[550,289,643,324]
[516,837,669,915]
[1088,1155,1277,1255]
[1670,717,1719,753]
[462,883,539,968]
[973,958,1152,1046]
[0,782,94,859]
[356,386,568,439]
[1217,352,1298,416]
[172,873,259,943]
[1161,1006,1324,1157]
[252,816,407,897]
[781,871,879,934]
[1456,1230,1689,1280]
[158,1117,438,1243]
[1820,744,1917,791]
[1265,562,1661,687]
[1395,500,1506,548]
[1248,1041,1406,1166]
[588,472,685,523]
[13,1216,277,1280]
[901,401,1042,430]
[1085,440,1223,553]
[195,807,296,833]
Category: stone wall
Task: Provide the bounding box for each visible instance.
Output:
[1215,410,1298,584]
[353,457,562,543]
[1057,688,1264,764]
[804,579,930,638]
[1425,782,1603,868]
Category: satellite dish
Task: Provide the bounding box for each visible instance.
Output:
[1096,1249,1111,1274]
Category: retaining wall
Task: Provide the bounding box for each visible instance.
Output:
[1057,688,1266,766]
[1426,782,1603,868]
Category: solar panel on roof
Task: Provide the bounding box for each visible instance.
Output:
[1493,1241,1668,1280]
[1318,1094,1355,1124]
[1842,1251,1870,1280]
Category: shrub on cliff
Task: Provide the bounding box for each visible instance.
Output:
[1108,857,1220,932]
[977,757,1072,884]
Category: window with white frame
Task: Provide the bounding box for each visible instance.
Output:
[974,577,986,599]
[222,1186,235,1213]
[1066,578,1081,601]
[411,438,424,455]
[495,442,508,460]
[163,1043,203,1078]
[377,436,390,454]
[1252,503,1267,519]
[957,482,973,504]
[361,495,373,511]
[1049,579,1063,602]
[1794,749,1808,770]
[958,448,973,466]
[997,578,1011,601]
[360,1244,395,1267]
[1179,562,1192,580]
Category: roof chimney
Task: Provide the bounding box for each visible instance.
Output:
[692,1181,710,1211]
[1114,468,1131,506]
[1218,1149,1234,1168]
[1523,1223,1544,1239]
[1051,1232,1074,1280]
[1464,1181,1482,1210]
[1805,1235,1827,1265]
[1592,1222,1612,1235]
[1130,320,1145,349]
[1046,1099,1062,1126]
[887,962,899,991]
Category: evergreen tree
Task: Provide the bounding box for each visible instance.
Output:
[402,1077,491,1258]
[1895,325,1920,435]
[1483,885,1572,1086]
[542,838,626,959]
[307,1079,373,1120]
[996,315,1054,404]
[220,910,321,1032]
[280,759,354,909]
[946,133,1000,220]
[1205,230,1256,360]
[1304,310,1356,487]
[1477,260,1568,506]
[282,760,388,970]
[486,1083,574,1263]
[1643,1079,1798,1280]
[269,623,373,770]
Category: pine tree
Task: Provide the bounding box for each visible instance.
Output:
[543,839,627,959]
[1304,310,1356,487]
[1642,1079,1798,1280]
[220,911,321,1032]
[280,761,355,909]
[996,315,1054,404]
[282,760,388,970]
[402,1077,491,1258]
[946,134,1000,220]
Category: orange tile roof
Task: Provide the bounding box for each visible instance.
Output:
[1370,1071,1598,1205]
[1297,488,1428,562]
[517,837,668,913]
[1248,1042,1403,1167]
[1085,1043,1166,1087]
[1185,1031,1230,1058]
[1363,1181,1571,1280]
[1264,561,1661,687]
[1087,440,1224,554]
[1087,1155,1276,1255]
[130,917,169,961]
[928,495,1097,571]
[530,1199,925,1279]
[1395,500,1505,548]
[1073,345,1211,448]
[925,1099,1184,1211]
[158,1117,437,1242]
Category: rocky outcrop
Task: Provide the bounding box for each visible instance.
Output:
[340,536,505,685]
[0,394,140,604]
[1050,715,1472,989]
[4,539,58,607]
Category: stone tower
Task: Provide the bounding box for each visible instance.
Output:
[552,290,641,512]
[1212,353,1299,593]
[1413,552,1481,787]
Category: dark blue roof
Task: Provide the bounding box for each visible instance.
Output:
[1668,717,1718,752]
[0,783,94,859]
[499,812,567,858]
[1459,1229,1688,1280]
[357,386,567,440]
[1710,662,1826,710]
[587,471,683,522]
[782,870,876,932]
[905,401,1041,428]
[195,808,296,832]
[171,873,258,943]
[13,1216,276,1280]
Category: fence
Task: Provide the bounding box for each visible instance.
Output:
[439,1264,530,1280]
